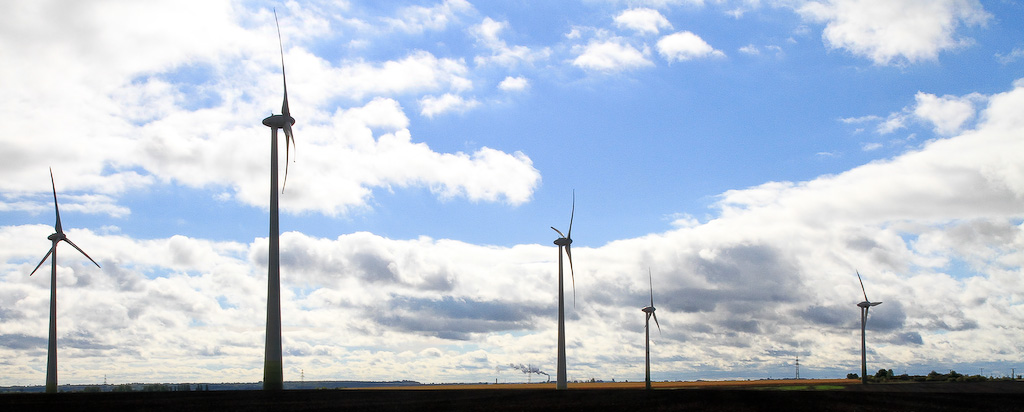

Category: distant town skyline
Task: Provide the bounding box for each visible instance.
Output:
[1,0,1022,386]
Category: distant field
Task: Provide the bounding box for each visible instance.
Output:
[363,378,860,390]
[3,380,1021,412]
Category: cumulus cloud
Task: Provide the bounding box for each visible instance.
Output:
[657,31,725,62]
[845,89,988,139]
[913,91,985,135]
[419,93,481,117]
[573,39,653,71]
[326,51,475,100]
[797,0,991,65]
[498,76,529,92]
[614,8,673,34]
[0,1,540,218]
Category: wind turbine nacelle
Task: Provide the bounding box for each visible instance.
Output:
[553,238,571,246]
[47,233,65,241]
[642,306,655,314]
[262,114,296,129]
[858,301,881,308]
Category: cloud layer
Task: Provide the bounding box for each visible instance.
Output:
[3,78,1021,384]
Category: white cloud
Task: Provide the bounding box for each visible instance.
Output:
[383,0,474,33]
[498,76,529,92]
[797,0,991,65]
[850,89,987,137]
[619,0,706,7]
[913,92,985,135]
[614,8,673,35]
[0,1,544,218]
[327,51,474,101]
[876,112,908,134]
[656,31,725,62]
[572,39,653,71]
[739,44,783,57]
[862,142,883,151]
[470,17,551,67]
[419,93,481,117]
[996,47,1024,65]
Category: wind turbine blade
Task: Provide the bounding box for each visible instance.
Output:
[29,246,55,276]
[63,238,101,269]
[281,125,295,194]
[566,190,574,239]
[550,226,565,238]
[566,244,575,307]
[857,270,869,302]
[274,9,297,194]
[49,168,62,234]
[274,9,289,117]
[652,312,661,334]
[648,268,655,307]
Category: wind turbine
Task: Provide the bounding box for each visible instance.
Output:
[260,9,297,391]
[856,270,882,385]
[550,191,575,390]
[642,268,660,390]
[29,169,101,393]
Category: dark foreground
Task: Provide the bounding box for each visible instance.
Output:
[3,381,1022,411]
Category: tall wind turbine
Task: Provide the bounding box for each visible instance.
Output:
[856,271,882,385]
[260,9,297,391]
[29,169,101,393]
[550,191,575,390]
[642,268,661,390]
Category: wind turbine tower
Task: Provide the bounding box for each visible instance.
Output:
[856,271,882,385]
[550,191,575,390]
[642,269,661,390]
[29,169,101,393]
[261,10,297,391]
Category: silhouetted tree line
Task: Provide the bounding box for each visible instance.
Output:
[105,383,210,392]
[847,369,1012,383]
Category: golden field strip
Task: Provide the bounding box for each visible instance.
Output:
[361,378,859,390]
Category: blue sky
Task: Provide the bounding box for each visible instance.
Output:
[1,0,1023,386]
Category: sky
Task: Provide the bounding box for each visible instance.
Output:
[1,0,1023,386]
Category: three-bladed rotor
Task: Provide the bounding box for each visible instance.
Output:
[29,169,101,276]
[642,268,660,333]
[551,191,575,305]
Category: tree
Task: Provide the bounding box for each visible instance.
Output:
[847,373,859,380]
